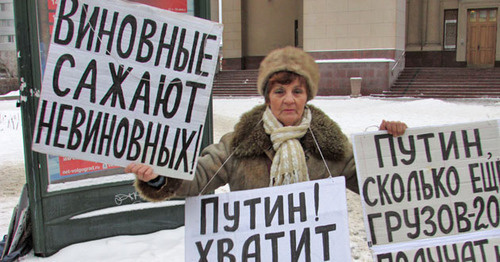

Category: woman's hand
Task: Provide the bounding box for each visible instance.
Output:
[125,163,158,182]
[379,120,408,137]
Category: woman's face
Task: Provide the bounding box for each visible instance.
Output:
[267,78,308,126]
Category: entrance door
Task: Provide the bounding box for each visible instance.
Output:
[467,9,497,67]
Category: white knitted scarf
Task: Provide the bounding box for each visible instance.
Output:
[263,106,311,186]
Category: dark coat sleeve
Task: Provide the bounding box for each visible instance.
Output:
[134,133,235,202]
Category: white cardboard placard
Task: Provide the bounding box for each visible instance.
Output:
[352,120,500,260]
[185,177,352,261]
[32,0,223,180]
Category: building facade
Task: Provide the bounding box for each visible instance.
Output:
[406,0,499,68]
[0,0,16,77]
[216,0,499,96]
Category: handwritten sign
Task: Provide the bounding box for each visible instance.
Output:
[352,120,500,260]
[32,0,223,180]
[375,233,500,261]
[185,178,352,261]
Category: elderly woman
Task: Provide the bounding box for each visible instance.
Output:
[125,46,406,201]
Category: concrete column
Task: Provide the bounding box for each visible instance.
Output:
[424,0,441,50]
[220,0,243,69]
[406,0,422,50]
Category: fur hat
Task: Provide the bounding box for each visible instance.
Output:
[257,46,319,101]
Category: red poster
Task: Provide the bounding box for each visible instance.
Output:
[58,157,120,176]
[47,0,57,34]
[129,0,187,13]
[46,0,187,34]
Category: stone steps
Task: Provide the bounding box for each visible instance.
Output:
[213,70,259,96]
[374,67,500,99]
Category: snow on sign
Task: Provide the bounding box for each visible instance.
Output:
[185,178,352,261]
[352,120,500,261]
[32,0,223,180]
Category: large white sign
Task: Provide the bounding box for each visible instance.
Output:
[185,178,352,261]
[353,120,500,260]
[32,0,223,180]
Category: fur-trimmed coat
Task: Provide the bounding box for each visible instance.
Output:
[135,104,358,202]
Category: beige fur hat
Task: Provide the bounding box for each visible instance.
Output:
[257,46,319,101]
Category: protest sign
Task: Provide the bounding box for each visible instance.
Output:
[375,232,500,261]
[32,0,223,180]
[185,177,352,261]
[352,120,500,260]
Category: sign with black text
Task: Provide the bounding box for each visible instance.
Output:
[353,120,500,260]
[375,232,500,261]
[32,0,223,180]
[185,178,352,261]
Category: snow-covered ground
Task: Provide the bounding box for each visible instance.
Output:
[1,90,499,261]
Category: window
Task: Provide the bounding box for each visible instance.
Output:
[489,9,497,22]
[469,9,498,23]
[0,19,14,27]
[443,10,458,50]
[469,10,477,22]
[478,10,488,22]
[0,3,13,11]
[0,35,15,43]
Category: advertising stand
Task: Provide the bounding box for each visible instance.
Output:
[13,0,215,256]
